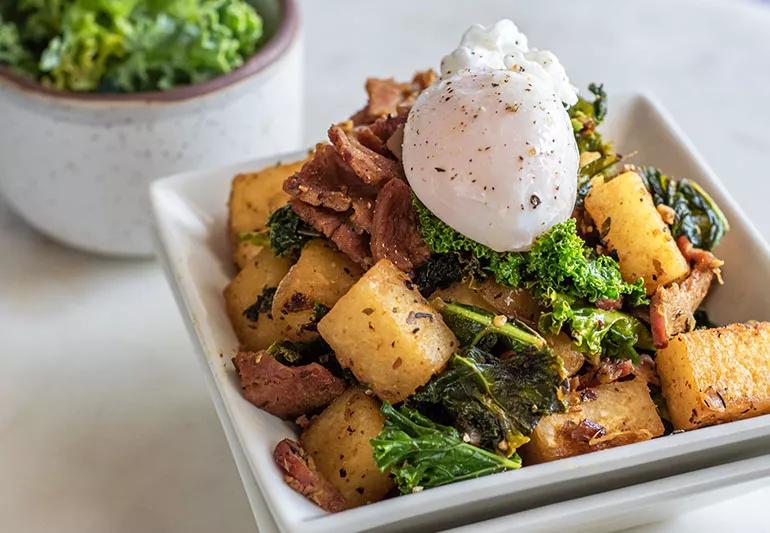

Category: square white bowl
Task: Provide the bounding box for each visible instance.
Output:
[150,93,770,532]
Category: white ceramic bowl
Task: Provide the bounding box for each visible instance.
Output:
[150,93,770,531]
[0,0,301,257]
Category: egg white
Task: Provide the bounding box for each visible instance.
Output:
[403,69,578,252]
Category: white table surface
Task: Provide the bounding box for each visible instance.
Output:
[1,0,768,532]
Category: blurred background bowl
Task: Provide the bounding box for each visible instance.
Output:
[0,0,302,257]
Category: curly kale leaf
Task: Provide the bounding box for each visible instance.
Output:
[640,167,729,251]
[265,204,321,258]
[0,15,35,74]
[413,196,525,287]
[526,218,648,306]
[370,402,520,494]
[539,292,653,365]
[415,199,646,307]
[0,0,263,92]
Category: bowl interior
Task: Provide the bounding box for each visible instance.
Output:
[150,93,770,532]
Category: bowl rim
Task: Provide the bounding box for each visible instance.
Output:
[0,0,299,104]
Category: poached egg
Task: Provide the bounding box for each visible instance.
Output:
[403,20,579,252]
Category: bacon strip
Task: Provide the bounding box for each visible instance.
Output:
[273,439,348,512]
[232,350,346,419]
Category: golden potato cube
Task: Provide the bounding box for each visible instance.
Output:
[657,322,770,430]
[585,171,690,294]
[318,259,458,403]
[223,247,292,351]
[272,240,363,343]
[228,158,307,268]
[432,280,494,311]
[523,378,664,464]
[301,388,394,508]
[477,280,542,325]
[547,332,585,377]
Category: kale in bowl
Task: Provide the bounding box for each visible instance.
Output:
[0,0,265,93]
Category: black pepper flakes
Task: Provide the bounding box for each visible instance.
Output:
[530,195,541,208]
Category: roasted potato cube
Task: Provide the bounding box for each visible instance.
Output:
[224,247,292,351]
[272,240,363,343]
[585,171,690,294]
[547,332,585,376]
[477,280,542,324]
[657,322,770,430]
[523,378,664,464]
[318,259,458,403]
[301,388,394,508]
[228,158,307,268]
[432,280,494,311]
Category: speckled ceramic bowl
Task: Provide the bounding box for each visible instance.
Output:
[0,0,301,257]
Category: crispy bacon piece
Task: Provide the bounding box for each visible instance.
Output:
[676,236,724,273]
[273,439,348,512]
[351,70,435,125]
[595,298,623,311]
[579,359,635,389]
[650,268,715,348]
[285,71,434,271]
[328,125,404,186]
[290,200,373,267]
[232,350,346,419]
[371,179,430,271]
[634,354,660,387]
[563,419,607,443]
[283,144,374,212]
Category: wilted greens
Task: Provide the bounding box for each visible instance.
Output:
[437,302,546,353]
[413,346,566,456]
[370,402,521,494]
[411,253,467,296]
[539,292,653,364]
[640,167,729,251]
[0,0,263,92]
[570,83,620,197]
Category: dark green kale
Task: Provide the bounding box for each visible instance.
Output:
[242,287,276,322]
[299,302,330,333]
[526,218,647,306]
[242,204,321,258]
[370,402,521,494]
[411,253,465,296]
[413,196,525,287]
[437,301,546,353]
[415,199,647,308]
[266,339,352,381]
[640,167,729,251]
[569,83,620,195]
[538,292,653,365]
[413,346,566,456]
[0,0,264,93]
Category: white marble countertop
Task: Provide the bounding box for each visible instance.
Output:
[1,0,768,531]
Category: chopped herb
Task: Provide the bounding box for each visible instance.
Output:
[242,287,276,322]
